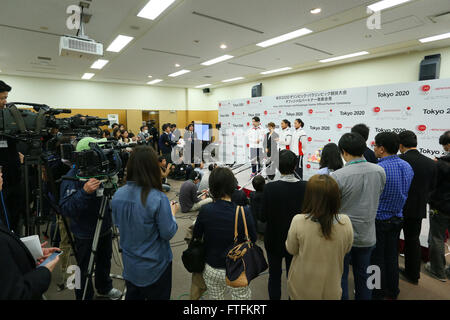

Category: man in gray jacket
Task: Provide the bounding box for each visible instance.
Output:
[331,132,386,300]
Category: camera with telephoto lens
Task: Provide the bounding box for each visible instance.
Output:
[61,140,126,179]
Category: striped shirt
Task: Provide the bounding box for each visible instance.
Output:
[376,155,414,220]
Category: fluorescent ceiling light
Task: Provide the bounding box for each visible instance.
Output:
[201,55,234,66]
[222,77,244,83]
[319,51,369,63]
[220,44,227,49]
[256,28,313,48]
[148,75,153,78]
[147,79,163,84]
[195,84,211,88]
[137,0,176,20]
[90,59,109,69]
[82,73,95,80]
[367,0,410,12]
[107,35,134,52]
[310,8,322,14]
[261,67,292,75]
[419,32,450,43]
[168,69,190,77]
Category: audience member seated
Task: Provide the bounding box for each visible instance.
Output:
[249,175,266,234]
[158,156,173,192]
[286,174,353,300]
[111,146,178,300]
[260,149,307,300]
[179,171,212,213]
[317,143,343,175]
[198,164,216,192]
[192,167,257,300]
[330,132,386,300]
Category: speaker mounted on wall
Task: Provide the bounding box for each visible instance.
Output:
[252,83,262,97]
[419,54,441,81]
[203,88,210,94]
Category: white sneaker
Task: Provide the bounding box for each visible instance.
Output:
[98,288,123,300]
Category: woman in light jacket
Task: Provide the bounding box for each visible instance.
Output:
[286,174,353,300]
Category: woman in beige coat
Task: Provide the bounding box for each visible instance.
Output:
[286,174,353,300]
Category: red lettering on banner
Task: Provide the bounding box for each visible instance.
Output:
[330,109,333,112]
[308,137,312,142]
[373,107,381,113]
[247,100,250,104]
[264,111,268,115]
[337,124,343,129]
[306,164,311,169]
[407,106,411,111]
[308,109,313,114]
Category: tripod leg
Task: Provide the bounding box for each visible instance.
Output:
[82,195,108,301]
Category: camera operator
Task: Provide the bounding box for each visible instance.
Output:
[0,80,24,233]
[59,137,122,300]
[0,170,61,299]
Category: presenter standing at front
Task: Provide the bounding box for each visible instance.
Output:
[247,117,265,178]
[277,119,293,151]
[290,119,307,180]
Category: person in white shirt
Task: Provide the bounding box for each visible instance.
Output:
[277,120,292,151]
[290,119,308,180]
[247,116,265,177]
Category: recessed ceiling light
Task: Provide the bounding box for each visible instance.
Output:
[195,84,211,88]
[82,73,95,80]
[419,32,450,43]
[137,0,176,20]
[367,0,410,12]
[220,44,227,49]
[260,67,292,75]
[222,77,244,83]
[201,55,234,66]
[310,8,321,14]
[168,69,190,77]
[147,79,163,85]
[90,59,109,69]
[175,63,181,67]
[148,75,153,78]
[319,51,369,63]
[256,28,313,48]
[107,35,134,52]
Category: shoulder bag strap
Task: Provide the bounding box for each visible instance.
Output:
[239,206,250,241]
[234,205,240,242]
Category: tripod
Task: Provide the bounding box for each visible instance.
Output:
[82,182,125,300]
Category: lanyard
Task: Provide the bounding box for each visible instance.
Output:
[347,159,367,165]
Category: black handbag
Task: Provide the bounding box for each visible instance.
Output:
[225,206,268,288]
[182,238,205,273]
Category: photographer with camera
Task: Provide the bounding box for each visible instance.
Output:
[59,137,122,300]
[0,81,24,233]
[0,170,61,299]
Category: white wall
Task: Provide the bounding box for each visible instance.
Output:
[188,46,450,110]
[1,74,186,110]
[2,46,450,110]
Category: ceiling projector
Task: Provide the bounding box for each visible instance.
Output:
[59,35,103,60]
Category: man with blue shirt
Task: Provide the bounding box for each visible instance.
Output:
[371,131,414,300]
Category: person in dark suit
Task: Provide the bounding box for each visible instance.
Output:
[351,123,378,164]
[159,123,178,163]
[398,130,437,284]
[0,168,61,299]
[260,150,307,300]
[263,122,279,180]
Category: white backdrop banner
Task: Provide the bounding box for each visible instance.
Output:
[218,78,450,180]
